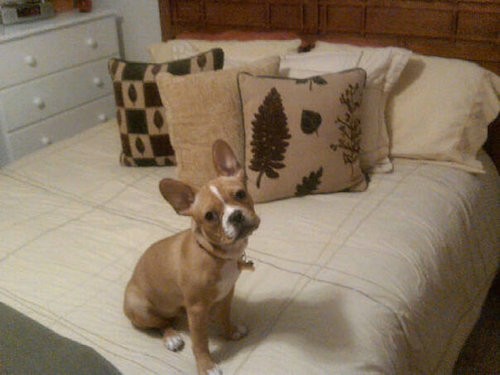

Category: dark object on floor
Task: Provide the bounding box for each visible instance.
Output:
[0,302,121,375]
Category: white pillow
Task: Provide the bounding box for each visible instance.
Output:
[314,42,412,92]
[282,43,411,173]
[149,39,302,68]
[387,54,500,173]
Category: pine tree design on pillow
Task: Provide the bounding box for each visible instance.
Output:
[249,87,291,188]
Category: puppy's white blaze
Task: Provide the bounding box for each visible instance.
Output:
[209,185,224,203]
[222,205,238,239]
[209,185,238,239]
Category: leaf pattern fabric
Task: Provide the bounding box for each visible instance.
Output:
[107,48,224,167]
[238,70,368,203]
[135,137,145,155]
[295,167,323,197]
[301,110,322,135]
[128,84,138,104]
[296,76,328,91]
[197,54,207,69]
[153,110,164,131]
[330,83,363,175]
[249,87,291,188]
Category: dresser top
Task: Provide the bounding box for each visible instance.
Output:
[0,8,116,44]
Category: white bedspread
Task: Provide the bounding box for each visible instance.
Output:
[1,121,498,374]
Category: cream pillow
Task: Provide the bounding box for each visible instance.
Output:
[314,42,412,92]
[156,57,280,188]
[286,43,411,173]
[149,39,301,68]
[387,54,500,173]
[239,70,368,203]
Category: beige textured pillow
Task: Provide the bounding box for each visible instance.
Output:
[156,57,279,188]
[238,70,368,203]
[387,55,500,173]
[149,39,301,68]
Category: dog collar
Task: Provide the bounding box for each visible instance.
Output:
[195,239,234,261]
[195,239,255,271]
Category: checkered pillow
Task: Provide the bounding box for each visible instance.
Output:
[108,48,224,166]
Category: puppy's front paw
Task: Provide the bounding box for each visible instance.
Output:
[163,333,184,352]
[227,324,248,341]
[206,365,222,375]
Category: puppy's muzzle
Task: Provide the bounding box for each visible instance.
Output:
[229,210,260,240]
[229,210,244,225]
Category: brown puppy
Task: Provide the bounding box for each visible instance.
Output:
[124,139,260,375]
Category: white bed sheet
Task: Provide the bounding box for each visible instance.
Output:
[0,121,498,374]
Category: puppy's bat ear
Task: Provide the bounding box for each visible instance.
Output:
[212,139,243,178]
[159,178,197,216]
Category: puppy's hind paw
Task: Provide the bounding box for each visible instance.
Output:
[163,333,184,352]
[229,324,248,341]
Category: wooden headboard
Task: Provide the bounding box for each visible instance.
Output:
[158,0,499,75]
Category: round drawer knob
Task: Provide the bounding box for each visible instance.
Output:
[40,136,52,146]
[33,97,45,109]
[86,37,98,49]
[98,113,108,122]
[93,77,104,87]
[24,55,37,67]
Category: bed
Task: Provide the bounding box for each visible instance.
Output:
[1,1,499,374]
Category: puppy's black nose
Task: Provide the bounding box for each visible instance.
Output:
[229,210,244,225]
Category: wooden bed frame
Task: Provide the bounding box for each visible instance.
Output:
[157,0,499,171]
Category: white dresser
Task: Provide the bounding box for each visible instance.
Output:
[0,9,119,166]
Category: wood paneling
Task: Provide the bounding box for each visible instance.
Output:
[366,7,454,38]
[270,4,303,29]
[458,3,500,41]
[173,0,202,23]
[321,2,364,34]
[206,2,267,27]
[161,0,319,34]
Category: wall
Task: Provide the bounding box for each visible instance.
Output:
[97,0,162,61]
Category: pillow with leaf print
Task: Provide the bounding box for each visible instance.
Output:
[281,46,411,174]
[108,48,224,166]
[238,69,368,203]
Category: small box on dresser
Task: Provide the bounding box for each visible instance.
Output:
[0,9,119,166]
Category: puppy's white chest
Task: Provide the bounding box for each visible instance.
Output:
[215,261,241,301]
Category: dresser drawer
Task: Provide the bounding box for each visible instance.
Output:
[1,58,113,132]
[8,95,115,160]
[0,16,118,90]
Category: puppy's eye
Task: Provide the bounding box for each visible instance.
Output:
[235,190,247,201]
[204,211,218,222]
